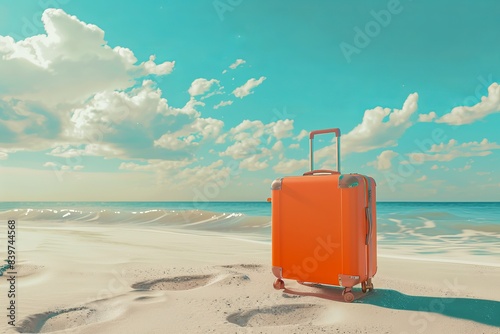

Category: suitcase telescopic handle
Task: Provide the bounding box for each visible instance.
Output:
[309,128,341,173]
[303,169,340,176]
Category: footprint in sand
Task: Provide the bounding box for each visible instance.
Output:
[226,303,323,327]
[131,274,213,291]
[17,292,164,333]
[0,263,44,280]
[17,307,96,333]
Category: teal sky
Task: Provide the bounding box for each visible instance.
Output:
[0,0,499,201]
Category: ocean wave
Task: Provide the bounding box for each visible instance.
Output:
[0,208,271,233]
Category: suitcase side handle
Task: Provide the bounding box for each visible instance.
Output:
[309,128,341,173]
[365,207,373,245]
[303,169,340,176]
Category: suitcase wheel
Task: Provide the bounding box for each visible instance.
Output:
[342,288,354,302]
[361,281,367,293]
[273,279,285,290]
[366,278,374,292]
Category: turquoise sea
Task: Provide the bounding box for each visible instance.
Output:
[1,202,499,266]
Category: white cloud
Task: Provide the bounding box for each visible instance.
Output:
[458,160,473,172]
[229,59,246,70]
[239,155,268,171]
[188,78,220,97]
[430,138,500,152]
[368,150,398,170]
[153,136,193,150]
[61,80,220,159]
[273,159,308,174]
[193,117,225,139]
[272,141,284,152]
[294,130,308,141]
[271,119,294,139]
[289,143,300,149]
[220,119,294,161]
[431,164,439,170]
[69,80,164,140]
[73,165,84,171]
[416,175,427,182]
[154,117,224,151]
[0,9,174,106]
[215,134,227,144]
[343,93,418,153]
[166,96,204,118]
[232,76,266,98]
[201,89,224,101]
[119,159,192,172]
[317,93,418,160]
[213,100,233,109]
[0,10,207,161]
[119,159,235,189]
[418,111,437,122]
[408,138,500,164]
[142,55,175,75]
[220,137,261,159]
[43,162,57,167]
[230,120,265,139]
[49,143,124,158]
[437,83,500,125]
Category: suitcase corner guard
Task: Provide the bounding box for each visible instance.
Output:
[272,266,283,279]
[271,178,283,190]
[338,274,360,288]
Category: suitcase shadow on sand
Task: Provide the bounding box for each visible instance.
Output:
[285,284,500,327]
[355,289,500,327]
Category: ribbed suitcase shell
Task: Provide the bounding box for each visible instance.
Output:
[271,172,377,294]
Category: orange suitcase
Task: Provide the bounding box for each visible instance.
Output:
[271,128,377,302]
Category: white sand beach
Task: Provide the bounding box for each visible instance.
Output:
[1,220,499,334]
